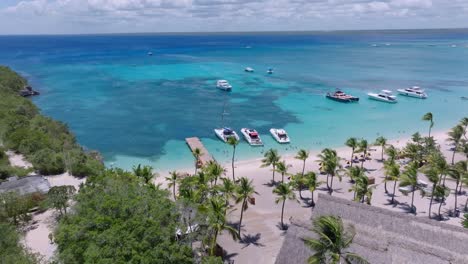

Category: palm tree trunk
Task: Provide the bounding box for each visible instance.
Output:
[272,164,276,182]
[211,229,219,256]
[384,177,388,194]
[392,180,397,204]
[326,174,330,189]
[454,181,459,215]
[232,146,236,181]
[310,190,315,207]
[329,174,334,195]
[350,150,354,167]
[381,146,384,161]
[451,149,456,165]
[302,160,306,176]
[428,184,435,219]
[280,199,285,229]
[438,197,444,220]
[411,189,415,214]
[465,197,468,212]
[281,172,285,183]
[299,185,303,199]
[458,181,463,195]
[173,184,176,200]
[428,125,432,138]
[238,198,246,235]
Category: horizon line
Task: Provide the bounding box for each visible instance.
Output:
[1,27,468,37]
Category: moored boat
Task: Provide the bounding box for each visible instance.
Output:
[216,80,232,91]
[270,128,290,144]
[267,68,273,74]
[368,90,397,103]
[244,67,254,72]
[397,86,427,99]
[326,90,359,103]
[214,127,240,143]
[241,128,263,146]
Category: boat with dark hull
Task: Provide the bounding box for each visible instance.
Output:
[326,90,359,103]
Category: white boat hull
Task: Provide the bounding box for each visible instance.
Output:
[270,128,290,144]
[214,129,239,143]
[397,89,427,99]
[216,86,232,91]
[368,93,397,103]
[241,128,263,146]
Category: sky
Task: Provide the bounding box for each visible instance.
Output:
[0,0,467,34]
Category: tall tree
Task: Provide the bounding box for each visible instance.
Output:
[317,148,342,194]
[422,112,434,138]
[166,171,179,200]
[358,140,369,169]
[349,174,373,204]
[303,171,320,207]
[433,185,450,220]
[424,167,440,219]
[290,173,306,200]
[204,161,225,186]
[47,185,76,217]
[449,161,467,216]
[304,215,369,264]
[345,137,359,168]
[374,136,387,161]
[133,164,155,184]
[235,177,257,236]
[261,149,281,183]
[399,162,420,214]
[193,148,202,175]
[273,183,296,230]
[447,125,464,165]
[227,137,239,181]
[385,163,400,204]
[295,149,310,177]
[346,166,365,199]
[275,160,290,183]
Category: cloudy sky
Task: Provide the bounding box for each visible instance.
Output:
[0,0,467,34]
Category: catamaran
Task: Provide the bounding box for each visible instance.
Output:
[216,80,232,91]
[368,90,397,103]
[397,86,428,99]
[270,128,290,144]
[241,128,263,146]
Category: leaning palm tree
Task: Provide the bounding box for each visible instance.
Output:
[227,137,239,181]
[304,215,369,264]
[290,173,308,200]
[261,149,281,183]
[273,183,296,230]
[422,112,434,138]
[399,162,419,214]
[166,171,179,200]
[358,139,369,169]
[385,145,398,164]
[275,160,290,183]
[424,166,440,219]
[235,177,258,236]
[303,171,320,207]
[345,137,359,167]
[200,197,239,256]
[449,161,467,216]
[374,136,387,161]
[447,125,464,165]
[193,148,202,175]
[204,161,225,186]
[433,185,450,220]
[317,148,342,194]
[295,149,310,176]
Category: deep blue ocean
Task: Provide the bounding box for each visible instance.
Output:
[0,30,467,171]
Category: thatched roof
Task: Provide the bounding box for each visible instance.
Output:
[0,176,50,195]
[275,194,468,264]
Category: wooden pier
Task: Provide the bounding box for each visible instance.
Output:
[185,137,214,166]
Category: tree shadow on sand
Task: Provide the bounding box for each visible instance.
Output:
[240,233,265,248]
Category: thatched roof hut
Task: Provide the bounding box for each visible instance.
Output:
[275,194,468,264]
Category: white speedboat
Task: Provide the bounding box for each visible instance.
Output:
[397,86,427,99]
[368,90,397,103]
[216,80,232,91]
[270,128,290,144]
[267,68,273,74]
[241,128,263,146]
[214,127,239,143]
[244,67,254,73]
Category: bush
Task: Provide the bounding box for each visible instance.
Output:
[31,149,66,175]
[0,223,41,263]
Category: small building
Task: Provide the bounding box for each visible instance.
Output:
[275,194,468,264]
[0,176,50,195]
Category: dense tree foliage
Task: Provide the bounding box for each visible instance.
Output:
[54,169,194,264]
[0,223,41,264]
[0,66,103,176]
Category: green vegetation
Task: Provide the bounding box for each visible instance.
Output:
[304,215,368,264]
[0,66,103,176]
[54,169,194,263]
[0,223,42,264]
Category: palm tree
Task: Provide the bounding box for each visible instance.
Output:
[449,161,467,216]
[275,160,290,183]
[193,148,202,175]
[290,173,306,200]
[235,177,258,236]
[273,183,296,230]
[133,164,155,184]
[385,163,400,204]
[422,112,434,138]
[227,137,239,181]
[346,166,365,199]
[219,177,236,207]
[200,197,239,256]
[295,149,310,176]
[385,145,398,164]
[459,117,468,139]
[433,185,450,220]
[424,167,440,219]
[374,136,387,161]
[447,125,464,165]
[166,171,179,200]
[261,149,281,183]
[304,215,369,264]
[348,174,373,204]
[303,171,319,207]
[358,139,369,169]
[317,148,342,194]
[345,137,359,168]
[204,161,225,186]
[399,162,419,214]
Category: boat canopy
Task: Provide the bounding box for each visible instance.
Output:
[382,89,392,94]
[277,129,287,135]
[223,128,233,134]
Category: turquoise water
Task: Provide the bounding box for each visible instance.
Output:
[0,31,467,171]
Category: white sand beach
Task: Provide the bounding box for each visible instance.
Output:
[157,130,467,264]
